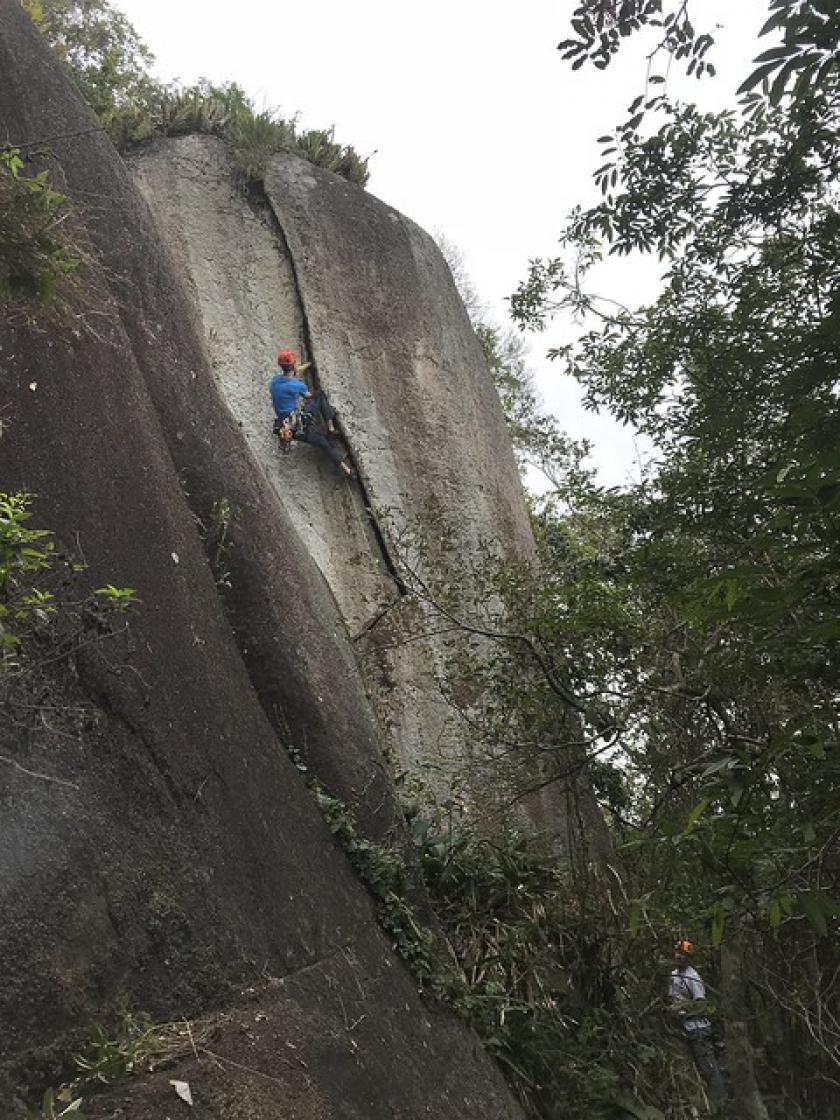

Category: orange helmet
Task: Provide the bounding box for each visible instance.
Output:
[675,939,693,955]
[277,349,298,367]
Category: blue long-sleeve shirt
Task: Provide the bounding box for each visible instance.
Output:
[270,373,309,417]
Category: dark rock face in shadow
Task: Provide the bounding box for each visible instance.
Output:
[0,3,523,1116]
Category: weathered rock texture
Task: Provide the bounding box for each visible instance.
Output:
[0,2,526,1116]
[130,134,536,784]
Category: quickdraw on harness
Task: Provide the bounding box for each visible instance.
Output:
[273,408,312,453]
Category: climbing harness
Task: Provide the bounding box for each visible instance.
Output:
[273,408,312,453]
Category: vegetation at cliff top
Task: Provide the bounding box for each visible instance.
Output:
[4,0,372,317]
[18,0,371,186]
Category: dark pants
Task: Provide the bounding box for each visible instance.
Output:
[279,391,344,467]
[301,429,344,466]
[685,1025,727,1106]
[304,390,337,429]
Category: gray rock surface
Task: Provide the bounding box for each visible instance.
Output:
[0,2,526,1116]
[131,136,536,783]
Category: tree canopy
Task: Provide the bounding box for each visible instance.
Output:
[481,2,840,1115]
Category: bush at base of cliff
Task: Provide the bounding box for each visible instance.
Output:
[404,793,698,1120]
[298,759,701,1120]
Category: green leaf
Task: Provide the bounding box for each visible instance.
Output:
[725,578,740,611]
[769,896,782,928]
[607,1093,666,1119]
[682,796,711,837]
[769,54,809,104]
[753,45,795,63]
[804,619,840,642]
[737,60,779,94]
[798,892,829,937]
[628,899,642,939]
[758,10,788,38]
[698,756,736,780]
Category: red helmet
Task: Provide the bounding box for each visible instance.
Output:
[675,939,693,955]
[277,349,298,367]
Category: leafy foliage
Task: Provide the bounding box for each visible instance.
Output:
[477,322,597,502]
[739,0,840,103]
[43,1008,219,1116]
[302,759,699,1120]
[409,813,636,1120]
[21,1,372,186]
[412,5,840,1117]
[73,1009,164,1085]
[437,235,594,503]
[498,2,840,1115]
[198,497,236,590]
[20,0,156,117]
[0,145,83,310]
[558,1,716,79]
[0,493,138,670]
[0,492,57,665]
[41,1088,85,1118]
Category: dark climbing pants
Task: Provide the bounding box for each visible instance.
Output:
[300,429,344,466]
[300,391,344,466]
[304,390,337,429]
[685,1026,727,1107]
[279,391,345,467]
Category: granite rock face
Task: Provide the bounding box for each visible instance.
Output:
[130,133,535,782]
[0,1,530,1116]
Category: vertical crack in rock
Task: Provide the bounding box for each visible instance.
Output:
[130,135,557,815]
[258,182,409,601]
[130,135,402,640]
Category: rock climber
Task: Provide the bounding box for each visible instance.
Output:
[269,349,353,477]
[667,939,727,1109]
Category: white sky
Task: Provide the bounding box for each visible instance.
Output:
[113,0,772,487]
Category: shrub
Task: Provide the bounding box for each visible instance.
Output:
[0,145,83,312]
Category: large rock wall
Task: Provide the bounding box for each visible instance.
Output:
[0,3,524,1116]
[130,135,536,783]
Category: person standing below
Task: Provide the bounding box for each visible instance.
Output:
[269,349,352,477]
[668,939,727,1111]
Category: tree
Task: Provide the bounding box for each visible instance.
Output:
[20,0,158,117]
[497,2,840,1114]
[558,0,839,101]
[436,233,595,503]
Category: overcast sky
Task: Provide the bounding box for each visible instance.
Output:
[113,0,772,486]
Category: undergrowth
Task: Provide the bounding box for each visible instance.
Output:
[0,492,139,806]
[296,760,704,1120]
[0,145,86,317]
[24,596,702,1120]
[0,493,136,668]
[42,1006,219,1119]
[36,700,702,1120]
